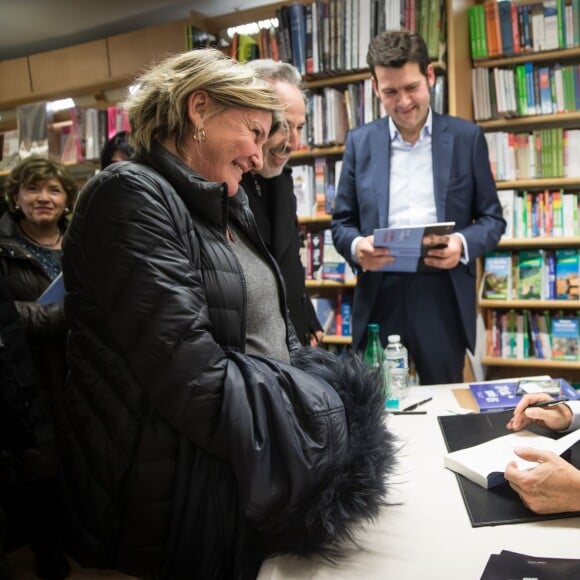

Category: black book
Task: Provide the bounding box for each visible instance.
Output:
[438,411,580,527]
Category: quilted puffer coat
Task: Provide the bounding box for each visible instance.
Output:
[57,143,396,580]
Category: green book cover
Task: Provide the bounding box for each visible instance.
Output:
[482,251,512,299]
[518,250,544,299]
[515,65,528,116]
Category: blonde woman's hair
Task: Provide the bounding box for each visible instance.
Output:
[124,49,283,157]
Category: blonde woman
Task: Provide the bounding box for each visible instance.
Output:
[59,49,394,580]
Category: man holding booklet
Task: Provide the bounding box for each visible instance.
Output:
[331,30,505,384]
[505,394,580,514]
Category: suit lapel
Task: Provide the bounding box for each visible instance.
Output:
[432,113,453,222]
[371,117,391,228]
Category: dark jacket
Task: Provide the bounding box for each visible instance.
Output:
[0,273,35,451]
[58,143,395,580]
[0,213,68,449]
[241,168,322,345]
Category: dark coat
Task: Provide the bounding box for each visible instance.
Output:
[241,168,322,345]
[0,213,68,450]
[0,273,35,451]
[58,143,396,580]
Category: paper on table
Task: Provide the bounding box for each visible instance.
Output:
[444,428,580,489]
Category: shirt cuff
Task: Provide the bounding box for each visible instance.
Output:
[565,400,580,432]
[452,232,469,264]
[350,236,364,264]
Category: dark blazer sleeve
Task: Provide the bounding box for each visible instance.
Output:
[453,124,505,259]
[331,128,364,267]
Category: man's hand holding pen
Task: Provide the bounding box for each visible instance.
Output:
[506,393,573,432]
[504,393,580,514]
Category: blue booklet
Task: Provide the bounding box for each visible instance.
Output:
[373,222,455,272]
[37,273,65,305]
[469,377,579,413]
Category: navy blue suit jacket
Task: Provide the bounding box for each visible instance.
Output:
[331,112,506,353]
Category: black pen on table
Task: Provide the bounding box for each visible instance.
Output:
[390,396,433,415]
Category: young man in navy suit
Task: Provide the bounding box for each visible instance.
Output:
[331,30,505,384]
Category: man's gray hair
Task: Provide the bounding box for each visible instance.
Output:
[245,59,303,87]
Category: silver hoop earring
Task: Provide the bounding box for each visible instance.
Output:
[15,205,20,210]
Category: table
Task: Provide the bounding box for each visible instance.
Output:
[258,384,580,580]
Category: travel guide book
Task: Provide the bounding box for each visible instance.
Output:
[373,221,455,272]
[443,427,580,489]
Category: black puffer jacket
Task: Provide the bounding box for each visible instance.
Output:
[58,143,396,580]
[0,213,67,450]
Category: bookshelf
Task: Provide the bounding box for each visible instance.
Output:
[465,0,580,382]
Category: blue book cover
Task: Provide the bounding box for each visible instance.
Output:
[373,222,455,273]
[469,380,521,412]
[37,273,65,305]
[552,317,580,360]
[469,377,579,412]
[498,0,514,55]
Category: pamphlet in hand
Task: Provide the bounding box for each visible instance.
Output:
[373,221,455,272]
[443,428,580,489]
[37,272,65,305]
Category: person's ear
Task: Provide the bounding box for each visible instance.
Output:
[371,76,380,98]
[187,90,209,126]
[426,64,436,89]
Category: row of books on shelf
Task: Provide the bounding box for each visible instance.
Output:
[485,129,580,180]
[302,228,357,284]
[472,62,580,121]
[485,308,580,361]
[229,0,445,75]
[292,158,342,217]
[468,0,580,60]
[304,77,445,147]
[1,104,129,171]
[311,292,352,336]
[482,248,580,301]
[497,189,579,239]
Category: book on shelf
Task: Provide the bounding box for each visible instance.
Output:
[517,250,544,300]
[551,316,580,360]
[292,164,314,218]
[373,221,455,273]
[321,228,347,282]
[311,297,336,335]
[444,426,580,489]
[482,251,512,300]
[496,190,515,239]
[555,248,580,300]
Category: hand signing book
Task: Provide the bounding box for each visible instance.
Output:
[505,393,580,514]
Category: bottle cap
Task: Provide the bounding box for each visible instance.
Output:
[387,334,400,343]
[368,323,380,332]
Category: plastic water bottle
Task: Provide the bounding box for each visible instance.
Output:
[364,323,387,399]
[384,334,409,409]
